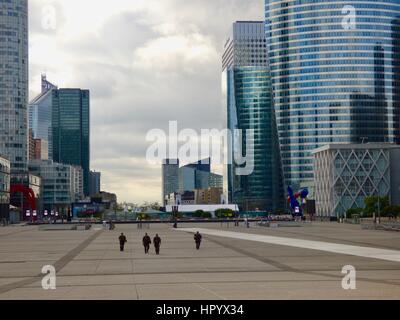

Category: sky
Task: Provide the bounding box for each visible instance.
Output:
[29,0,264,204]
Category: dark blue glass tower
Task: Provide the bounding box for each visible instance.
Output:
[52,89,90,196]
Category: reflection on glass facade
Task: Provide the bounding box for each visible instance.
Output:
[52,89,90,196]
[29,160,83,212]
[0,0,28,173]
[28,75,57,160]
[265,0,400,189]
[223,22,284,212]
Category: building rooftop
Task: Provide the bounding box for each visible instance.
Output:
[312,143,400,154]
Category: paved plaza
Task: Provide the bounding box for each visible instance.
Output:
[0,222,399,300]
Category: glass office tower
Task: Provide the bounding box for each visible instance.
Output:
[0,0,28,173]
[29,75,57,160]
[222,21,284,212]
[265,0,400,189]
[162,159,179,205]
[52,89,90,196]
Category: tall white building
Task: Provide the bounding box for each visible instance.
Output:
[0,0,29,173]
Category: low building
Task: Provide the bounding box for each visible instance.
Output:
[91,191,117,210]
[0,156,10,221]
[28,160,84,216]
[165,191,195,205]
[10,173,42,220]
[312,144,400,219]
[195,188,223,205]
[165,204,239,216]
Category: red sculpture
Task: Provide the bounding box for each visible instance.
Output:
[10,184,37,211]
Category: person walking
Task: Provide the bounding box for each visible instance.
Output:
[143,233,152,254]
[194,231,202,250]
[119,233,127,252]
[153,234,162,255]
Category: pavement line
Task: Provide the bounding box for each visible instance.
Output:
[0,230,103,296]
[176,228,400,263]
[193,283,227,300]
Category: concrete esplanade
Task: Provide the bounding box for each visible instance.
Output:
[0,222,399,299]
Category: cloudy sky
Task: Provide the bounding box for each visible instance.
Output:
[29,0,264,204]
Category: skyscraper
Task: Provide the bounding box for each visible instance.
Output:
[89,170,101,196]
[265,0,400,190]
[162,159,179,205]
[0,0,28,173]
[183,158,211,173]
[222,21,284,212]
[52,89,90,196]
[28,75,57,159]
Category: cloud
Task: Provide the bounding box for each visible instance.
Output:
[29,0,265,203]
[132,30,219,70]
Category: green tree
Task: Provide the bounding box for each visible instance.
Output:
[138,213,151,220]
[381,205,400,218]
[364,196,389,217]
[215,209,234,218]
[193,210,205,218]
[201,211,212,219]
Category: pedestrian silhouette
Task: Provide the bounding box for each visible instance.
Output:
[119,233,127,252]
[194,231,202,250]
[153,234,162,255]
[143,233,152,254]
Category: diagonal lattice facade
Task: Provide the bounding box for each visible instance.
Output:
[313,145,396,219]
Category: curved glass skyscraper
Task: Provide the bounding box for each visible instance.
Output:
[223,22,284,212]
[265,0,400,188]
[0,0,28,173]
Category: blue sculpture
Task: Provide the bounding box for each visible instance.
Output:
[287,186,309,217]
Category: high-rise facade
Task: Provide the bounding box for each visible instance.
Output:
[28,75,57,159]
[222,21,284,212]
[265,0,400,190]
[89,170,101,196]
[184,158,211,173]
[0,0,28,173]
[29,160,84,213]
[162,159,179,205]
[178,161,223,194]
[52,89,90,196]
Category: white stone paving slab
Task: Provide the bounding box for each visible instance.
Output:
[176,228,400,263]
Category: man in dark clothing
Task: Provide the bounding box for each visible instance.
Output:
[153,234,162,255]
[143,233,152,254]
[119,233,127,252]
[194,231,202,250]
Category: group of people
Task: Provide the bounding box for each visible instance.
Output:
[142,233,162,254]
[118,231,203,253]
